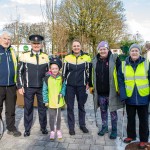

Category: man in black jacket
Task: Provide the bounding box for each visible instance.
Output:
[0,32,21,137]
[17,35,49,137]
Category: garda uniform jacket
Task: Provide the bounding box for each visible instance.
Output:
[0,45,17,86]
[42,72,66,108]
[62,50,92,86]
[118,56,150,105]
[17,50,49,88]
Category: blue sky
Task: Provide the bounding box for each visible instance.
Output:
[122,0,150,41]
[0,0,150,42]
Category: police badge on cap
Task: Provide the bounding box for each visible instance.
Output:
[29,34,44,43]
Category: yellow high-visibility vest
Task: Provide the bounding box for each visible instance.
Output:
[48,76,65,108]
[10,47,17,82]
[113,66,119,93]
[122,61,149,97]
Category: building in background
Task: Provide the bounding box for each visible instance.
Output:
[111,49,122,55]
[11,44,31,56]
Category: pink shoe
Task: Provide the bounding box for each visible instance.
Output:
[50,131,55,140]
[57,130,62,139]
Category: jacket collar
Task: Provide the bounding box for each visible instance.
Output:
[0,45,12,53]
[71,50,84,56]
[125,56,145,65]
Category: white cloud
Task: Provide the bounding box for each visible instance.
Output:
[10,0,45,5]
[126,19,150,42]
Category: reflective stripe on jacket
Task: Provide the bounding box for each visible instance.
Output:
[17,50,49,88]
[62,50,92,86]
[122,60,149,97]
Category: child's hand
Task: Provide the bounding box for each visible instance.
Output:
[45,103,49,107]
[59,94,62,98]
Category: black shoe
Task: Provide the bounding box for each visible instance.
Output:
[69,129,75,135]
[80,126,89,133]
[41,128,48,134]
[7,130,21,137]
[24,131,30,137]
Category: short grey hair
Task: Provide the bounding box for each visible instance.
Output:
[0,31,12,38]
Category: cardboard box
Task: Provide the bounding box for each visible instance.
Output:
[16,91,38,107]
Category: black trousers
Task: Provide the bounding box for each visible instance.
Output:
[65,85,88,130]
[0,85,17,131]
[24,87,47,132]
[126,104,149,142]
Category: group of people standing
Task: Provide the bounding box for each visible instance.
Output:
[0,31,149,149]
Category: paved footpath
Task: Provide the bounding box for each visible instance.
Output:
[0,92,148,150]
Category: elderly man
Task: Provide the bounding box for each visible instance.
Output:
[17,34,49,137]
[0,32,21,137]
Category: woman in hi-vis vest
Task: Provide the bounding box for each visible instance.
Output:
[118,44,150,149]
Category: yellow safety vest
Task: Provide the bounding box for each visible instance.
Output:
[10,47,17,82]
[113,66,119,93]
[48,76,65,108]
[122,61,149,97]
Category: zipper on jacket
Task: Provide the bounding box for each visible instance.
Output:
[133,63,138,105]
[36,54,39,86]
[75,56,78,86]
[6,50,10,85]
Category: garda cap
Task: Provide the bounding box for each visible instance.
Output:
[29,34,44,43]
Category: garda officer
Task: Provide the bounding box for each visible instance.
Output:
[118,44,150,149]
[62,39,92,135]
[17,34,49,137]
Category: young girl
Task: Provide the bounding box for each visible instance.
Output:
[42,57,66,140]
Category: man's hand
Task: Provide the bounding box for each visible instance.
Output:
[86,84,89,90]
[59,94,62,98]
[45,103,49,107]
[18,88,25,95]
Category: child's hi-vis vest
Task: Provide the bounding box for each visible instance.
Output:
[48,76,65,108]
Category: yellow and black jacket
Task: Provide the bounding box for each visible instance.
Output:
[62,50,92,86]
[17,50,49,88]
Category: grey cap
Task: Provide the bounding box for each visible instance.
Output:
[129,43,141,54]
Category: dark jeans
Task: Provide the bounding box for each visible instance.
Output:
[65,85,88,130]
[0,85,17,131]
[24,87,47,132]
[126,104,149,142]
